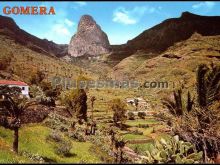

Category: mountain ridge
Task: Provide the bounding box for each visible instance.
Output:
[0,15,68,57]
[1,11,220,64]
[109,11,220,64]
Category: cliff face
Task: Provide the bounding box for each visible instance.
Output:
[68,15,110,57]
[111,12,220,60]
[0,15,68,57]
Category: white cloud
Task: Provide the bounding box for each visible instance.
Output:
[64,18,75,27]
[112,6,156,25]
[113,8,137,25]
[192,1,215,9]
[75,1,87,6]
[52,24,71,36]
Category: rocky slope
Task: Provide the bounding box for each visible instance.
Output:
[0,15,68,57]
[111,33,220,89]
[109,12,220,63]
[68,15,110,57]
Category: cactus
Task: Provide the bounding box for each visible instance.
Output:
[140,135,203,163]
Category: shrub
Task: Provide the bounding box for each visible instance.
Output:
[21,151,44,163]
[40,81,53,91]
[68,121,87,142]
[29,85,45,99]
[138,112,146,119]
[44,113,69,132]
[29,86,55,107]
[127,112,135,120]
[47,131,62,142]
[39,97,55,107]
[41,81,61,99]
[69,131,86,142]
[55,140,72,157]
[29,69,46,85]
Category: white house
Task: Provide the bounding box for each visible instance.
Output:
[0,80,29,98]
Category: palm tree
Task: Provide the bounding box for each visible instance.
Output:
[162,89,194,116]
[196,63,220,107]
[0,85,36,153]
[162,63,220,162]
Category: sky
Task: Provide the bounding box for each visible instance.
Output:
[0,1,220,45]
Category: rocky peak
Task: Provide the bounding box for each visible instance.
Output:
[180,12,200,19]
[78,15,96,31]
[180,11,198,18]
[68,14,110,57]
[0,15,19,31]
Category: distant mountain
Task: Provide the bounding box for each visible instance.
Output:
[110,12,220,62]
[0,15,68,57]
[1,12,220,66]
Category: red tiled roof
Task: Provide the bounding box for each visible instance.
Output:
[0,80,28,86]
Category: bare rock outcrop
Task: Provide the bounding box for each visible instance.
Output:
[68,15,110,57]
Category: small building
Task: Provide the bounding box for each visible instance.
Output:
[0,80,29,98]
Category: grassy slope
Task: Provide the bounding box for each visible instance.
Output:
[0,124,101,163]
[0,35,95,83]
[110,52,157,80]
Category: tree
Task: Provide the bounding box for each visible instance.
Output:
[162,89,194,116]
[60,88,87,122]
[90,96,96,121]
[161,63,220,162]
[196,63,220,107]
[110,99,127,128]
[134,98,139,111]
[108,126,127,163]
[0,85,36,153]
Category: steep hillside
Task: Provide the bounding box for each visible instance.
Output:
[0,34,93,83]
[109,12,220,64]
[0,15,68,57]
[111,33,220,98]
